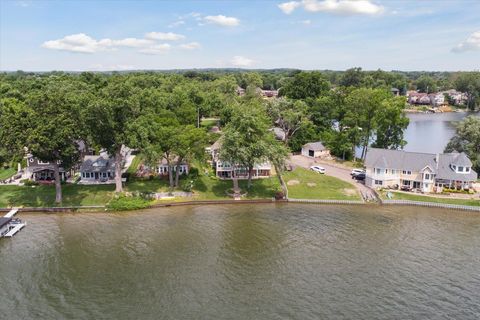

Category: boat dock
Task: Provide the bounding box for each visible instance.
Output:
[0,208,26,238]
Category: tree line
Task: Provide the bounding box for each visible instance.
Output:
[1,70,478,203]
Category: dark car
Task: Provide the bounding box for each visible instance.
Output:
[352,173,366,181]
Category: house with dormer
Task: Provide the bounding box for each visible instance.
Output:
[364,148,477,192]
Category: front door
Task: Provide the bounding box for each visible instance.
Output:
[95,172,99,180]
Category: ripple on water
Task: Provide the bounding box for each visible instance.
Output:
[1,205,480,319]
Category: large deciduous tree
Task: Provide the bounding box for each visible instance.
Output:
[444,116,480,173]
[455,72,480,111]
[280,71,330,100]
[220,101,287,189]
[85,81,141,193]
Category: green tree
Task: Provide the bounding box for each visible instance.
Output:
[280,71,330,100]
[268,98,311,146]
[454,72,480,110]
[220,101,286,188]
[416,75,437,93]
[339,67,365,88]
[372,97,410,149]
[444,116,480,172]
[85,81,141,193]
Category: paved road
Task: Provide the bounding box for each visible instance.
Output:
[288,155,377,201]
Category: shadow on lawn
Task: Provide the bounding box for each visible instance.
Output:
[3,184,115,207]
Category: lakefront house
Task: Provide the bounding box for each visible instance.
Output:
[365,148,478,193]
[79,154,116,183]
[24,155,68,182]
[209,139,272,179]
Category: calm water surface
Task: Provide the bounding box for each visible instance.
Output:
[1,204,480,319]
[403,111,479,154]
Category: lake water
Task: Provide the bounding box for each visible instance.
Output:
[403,111,479,154]
[1,204,480,319]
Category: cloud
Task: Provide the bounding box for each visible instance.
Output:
[278,1,301,14]
[145,32,185,41]
[452,31,480,53]
[42,33,106,53]
[204,15,240,27]
[168,20,185,28]
[231,56,255,67]
[109,38,154,47]
[180,42,201,50]
[139,44,172,55]
[278,0,384,15]
[301,19,312,25]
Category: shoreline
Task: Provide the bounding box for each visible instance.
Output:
[2,197,479,213]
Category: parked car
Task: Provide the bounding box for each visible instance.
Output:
[352,173,365,181]
[310,166,326,174]
[351,169,365,176]
[400,185,412,191]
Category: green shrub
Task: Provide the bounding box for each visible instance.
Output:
[21,179,39,186]
[106,195,152,211]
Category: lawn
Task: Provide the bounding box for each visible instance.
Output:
[0,167,16,180]
[284,168,361,200]
[0,184,114,207]
[200,118,219,130]
[381,191,480,207]
[126,154,143,174]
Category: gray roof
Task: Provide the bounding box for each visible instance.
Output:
[365,148,478,182]
[450,152,472,167]
[365,148,436,172]
[303,141,327,151]
[437,153,477,181]
[80,155,115,173]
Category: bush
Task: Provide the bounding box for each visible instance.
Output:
[21,179,39,186]
[106,195,152,211]
[188,167,199,178]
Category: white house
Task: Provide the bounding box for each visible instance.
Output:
[79,154,116,183]
[301,142,330,159]
[365,148,478,193]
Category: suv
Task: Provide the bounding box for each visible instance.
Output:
[351,169,365,176]
[310,166,326,174]
[352,172,366,181]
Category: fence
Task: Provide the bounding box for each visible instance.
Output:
[382,200,480,212]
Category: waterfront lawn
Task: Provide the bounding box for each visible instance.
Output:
[284,168,361,200]
[125,177,171,193]
[0,167,16,180]
[0,184,114,207]
[381,191,480,207]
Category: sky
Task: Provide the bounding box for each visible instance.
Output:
[1,0,479,71]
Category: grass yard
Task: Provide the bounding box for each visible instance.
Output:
[381,191,480,207]
[284,168,361,200]
[0,167,16,180]
[0,184,115,207]
[200,118,219,130]
[126,154,143,174]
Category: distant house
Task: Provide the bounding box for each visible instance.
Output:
[391,88,400,96]
[236,86,246,96]
[209,139,271,179]
[261,89,279,98]
[25,155,67,182]
[270,127,286,141]
[442,89,467,106]
[365,148,478,192]
[301,142,330,159]
[157,158,189,176]
[79,154,115,183]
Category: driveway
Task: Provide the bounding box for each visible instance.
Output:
[288,155,378,201]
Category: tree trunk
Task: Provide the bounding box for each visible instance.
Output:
[53,162,62,204]
[361,125,372,160]
[274,163,287,199]
[114,147,123,193]
[168,163,174,189]
[174,161,182,187]
[247,165,253,189]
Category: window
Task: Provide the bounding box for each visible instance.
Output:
[38,160,50,165]
[385,169,389,174]
[375,180,383,185]
[29,158,34,163]
[425,173,430,180]
[375,168,382,174]
[458,166,464,172]
[466,167,471,173]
